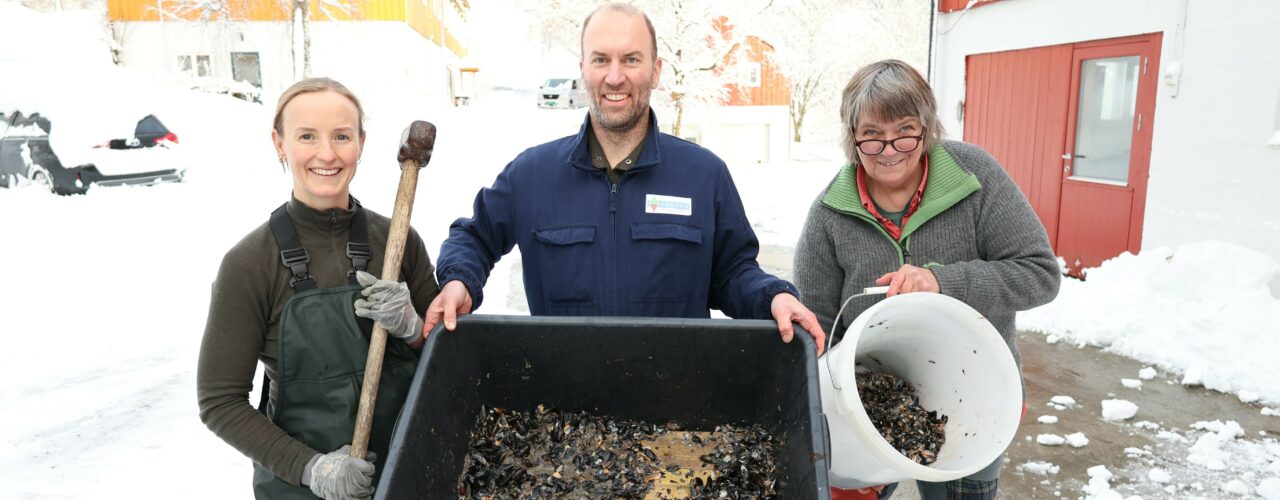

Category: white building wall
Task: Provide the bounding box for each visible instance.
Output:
[698,105,791,167]
[112,20,292,98]
[308,22,456,107]
[932,0,1280,277]
[113,20,458,110]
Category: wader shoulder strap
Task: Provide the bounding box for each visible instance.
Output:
[269,203,317,292]
[269,201,372,290]
[346,202,370,285]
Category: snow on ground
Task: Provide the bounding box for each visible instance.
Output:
[1021,241,1280,407]
[3,4,1280,500]
[1101,399,1139,421]
[1019,461,1061,476]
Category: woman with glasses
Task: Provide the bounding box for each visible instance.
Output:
[793,59,1060,500]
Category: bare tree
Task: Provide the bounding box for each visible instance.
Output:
[647,0,751,137]
[157,0,354,80]
[758,0,930,143]
[285,0,355,79]
[521,0,755,137]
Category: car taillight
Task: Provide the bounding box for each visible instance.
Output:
[155,132,179,145]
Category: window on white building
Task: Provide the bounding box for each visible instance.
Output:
[196,55,211,77]
[176,54,212,77]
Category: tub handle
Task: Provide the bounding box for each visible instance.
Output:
[824,286,889,391]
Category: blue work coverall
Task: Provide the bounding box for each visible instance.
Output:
[436,112,796,319]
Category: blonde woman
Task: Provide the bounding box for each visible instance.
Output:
[198,77,439,499]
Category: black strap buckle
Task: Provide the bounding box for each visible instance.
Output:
[280,248,314,288]
[346,242,371,280]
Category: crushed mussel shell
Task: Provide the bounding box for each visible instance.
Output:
[456,405,780,499]
[856,370,947,466]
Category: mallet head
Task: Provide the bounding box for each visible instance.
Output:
[398,120,437,168]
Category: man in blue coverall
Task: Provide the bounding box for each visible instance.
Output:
[423,2,826,353]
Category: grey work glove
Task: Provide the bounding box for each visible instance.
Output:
[307,445,376,500]
[354,270,424,342]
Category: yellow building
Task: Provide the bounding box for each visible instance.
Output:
[106,0,471,105]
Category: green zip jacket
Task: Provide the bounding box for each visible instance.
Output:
[793,140,1060,368]
[197,196,440,486]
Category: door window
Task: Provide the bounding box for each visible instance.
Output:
[1070,56,1140,184]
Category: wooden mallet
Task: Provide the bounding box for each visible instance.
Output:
[350,120,437,460]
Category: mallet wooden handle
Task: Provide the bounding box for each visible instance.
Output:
[351,121,436,460]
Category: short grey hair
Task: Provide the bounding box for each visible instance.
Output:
[580,2,658,61]
[839,60,945,166]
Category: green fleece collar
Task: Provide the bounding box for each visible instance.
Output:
[820,144,982,240]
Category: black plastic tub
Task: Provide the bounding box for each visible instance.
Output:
[376,315,830,499]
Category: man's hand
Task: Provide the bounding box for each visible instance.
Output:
[353,271,423,342]
[307,445,375,500]
[875,264,940,296]
[423,280,474,335]
[770,293,826,355]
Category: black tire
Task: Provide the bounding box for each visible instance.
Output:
[30,169,55,194]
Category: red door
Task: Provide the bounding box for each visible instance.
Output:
[964,33,1162,277]
[1057,34,1161,276]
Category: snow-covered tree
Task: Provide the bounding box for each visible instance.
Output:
[285,0,356,79]
[757,0,930,143]
[155,0,356,80]
[520,0,758,137]
[647,0,752,137]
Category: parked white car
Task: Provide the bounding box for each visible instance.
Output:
[0,110,184,195]
[537,78,587,109]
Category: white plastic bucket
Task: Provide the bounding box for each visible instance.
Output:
[819,292,1023,489]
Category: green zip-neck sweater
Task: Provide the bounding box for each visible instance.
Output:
[793,140,1060,369]
[197,195,439,485]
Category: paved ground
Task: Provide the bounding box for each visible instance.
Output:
[1002,330,1279,498]
[499,245,1280,498]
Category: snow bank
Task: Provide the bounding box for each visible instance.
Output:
[1259,477,1280,500]
[1022,241,1280,405]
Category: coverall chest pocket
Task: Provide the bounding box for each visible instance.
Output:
[532,225,600,315]
[628,222,703,313]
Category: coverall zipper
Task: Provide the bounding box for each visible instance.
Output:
[608,177,619,312]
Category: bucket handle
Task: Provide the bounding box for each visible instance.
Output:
[825,286,889,391]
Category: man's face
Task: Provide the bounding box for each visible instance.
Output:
[580,10,662,134]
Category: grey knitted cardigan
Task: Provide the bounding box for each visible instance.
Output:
[793,140,1060,369]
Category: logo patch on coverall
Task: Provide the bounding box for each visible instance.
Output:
[645,194,692,216]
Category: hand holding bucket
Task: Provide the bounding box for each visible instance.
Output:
[818,289,1023,489]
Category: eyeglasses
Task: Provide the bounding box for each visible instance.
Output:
[854,132,925,156]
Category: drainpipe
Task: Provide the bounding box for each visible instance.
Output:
[927,0,937,84]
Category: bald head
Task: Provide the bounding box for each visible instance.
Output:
[580,2,657,61]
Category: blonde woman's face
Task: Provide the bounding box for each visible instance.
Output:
[854,115,926,192]
[272,90,363,210]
